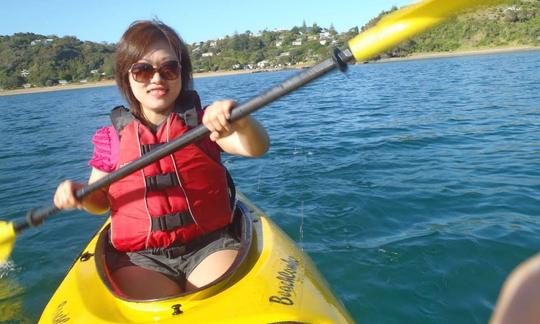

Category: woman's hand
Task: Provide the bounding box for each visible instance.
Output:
[54,180,84,210]
[203,100,249,142]
[203,99,269,157]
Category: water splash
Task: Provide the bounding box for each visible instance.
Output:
[0,261,16,280]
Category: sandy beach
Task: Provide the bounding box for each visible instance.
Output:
[1,46,539,97]
[0,69,271,97]
[373,46,540,63]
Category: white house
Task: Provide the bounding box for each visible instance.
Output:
[292,39,302,46]
[30,39,54,46]
[256,60,269,68]
[202,52,214,57]
[319,32,331,39]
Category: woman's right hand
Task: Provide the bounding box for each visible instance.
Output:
[54,180,84,210]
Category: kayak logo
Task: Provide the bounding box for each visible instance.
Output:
[52,300,70,323]
[269,255,299,306]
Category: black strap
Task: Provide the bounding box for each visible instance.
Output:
[110,105,135,133]
[141,143,165,155]
[173,90,202,128]
[150,211,195,232]
[149,246,187,259]
[225,168,236,208]
[145,173,180,191]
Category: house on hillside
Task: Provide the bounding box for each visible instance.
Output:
[256,60,269,68]
[30,39,53,46]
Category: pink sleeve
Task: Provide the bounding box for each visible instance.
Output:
[88,126,119,172]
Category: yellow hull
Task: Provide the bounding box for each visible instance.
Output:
[39,193,353,323]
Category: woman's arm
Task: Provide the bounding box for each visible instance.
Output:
[202,100,270,157]
[54,168,110,215]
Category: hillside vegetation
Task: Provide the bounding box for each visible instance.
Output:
[1,0,538,90]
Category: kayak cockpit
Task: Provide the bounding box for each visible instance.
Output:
[93,201,254,302]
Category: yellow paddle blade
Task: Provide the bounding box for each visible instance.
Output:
[348,0,505,62]
[0,222,16,263]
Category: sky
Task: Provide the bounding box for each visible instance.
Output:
[0,0,414,44]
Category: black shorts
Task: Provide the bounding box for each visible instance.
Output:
[106,227,240,282]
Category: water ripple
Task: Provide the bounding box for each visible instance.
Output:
[0,51,539,323]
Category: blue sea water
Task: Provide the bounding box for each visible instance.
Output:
[0,50,539,323]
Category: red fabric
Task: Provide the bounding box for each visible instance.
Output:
[89,110,221,172]
[108,112,232,252]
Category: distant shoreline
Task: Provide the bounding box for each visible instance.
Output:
[0,68,280,97]
[372,46,540,63]
[1,46,539,97]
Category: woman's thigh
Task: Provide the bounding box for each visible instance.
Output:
[112,265,182,299]
[186,249,238,290]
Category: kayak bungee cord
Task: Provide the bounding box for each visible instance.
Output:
[0,0,505,263]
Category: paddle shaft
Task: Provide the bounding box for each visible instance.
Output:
[12,48,354,233]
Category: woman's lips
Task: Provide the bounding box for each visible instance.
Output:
[147,88,168,97]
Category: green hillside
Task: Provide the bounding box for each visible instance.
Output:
[0,34,115,89]
[1,0,538,90]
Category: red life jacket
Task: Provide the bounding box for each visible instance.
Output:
[108,91,233,252]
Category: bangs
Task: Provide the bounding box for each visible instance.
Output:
[121,25,180,63]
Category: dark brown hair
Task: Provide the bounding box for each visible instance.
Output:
[115,20,193,119]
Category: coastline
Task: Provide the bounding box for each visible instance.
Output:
[372,46,540,63]
[0,69,273,97]
[1,46,539,97]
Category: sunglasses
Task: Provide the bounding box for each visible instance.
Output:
[129,60,181,83]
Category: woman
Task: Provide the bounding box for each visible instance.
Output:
[54,20,269,299]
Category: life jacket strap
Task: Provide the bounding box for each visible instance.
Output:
[110,105,135,134]
[149,245,187,259]
[145,173,180,191]
[174,90,201,128]
[151,211,195,232]
[140,143,165,155]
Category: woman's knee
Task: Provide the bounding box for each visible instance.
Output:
[186,249,238,289]
[112,266,182,299]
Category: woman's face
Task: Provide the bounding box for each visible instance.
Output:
[128,39,182,118]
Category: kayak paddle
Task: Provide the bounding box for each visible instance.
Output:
[0,0,505,263]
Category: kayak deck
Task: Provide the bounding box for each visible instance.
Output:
[39,193,353,323]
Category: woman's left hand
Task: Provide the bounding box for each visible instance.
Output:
[203,100,247,141]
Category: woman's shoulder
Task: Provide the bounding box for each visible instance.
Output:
[89,125,119,172]
[92,125,117,143]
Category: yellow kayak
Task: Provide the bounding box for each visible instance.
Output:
[39,193,353,323]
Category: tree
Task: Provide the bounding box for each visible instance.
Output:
[310,23,322,34]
